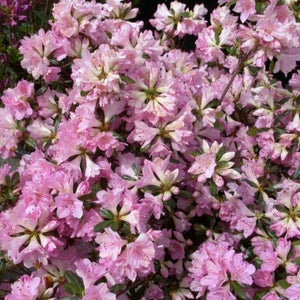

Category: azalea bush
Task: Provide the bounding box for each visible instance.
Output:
[0,0,300,299]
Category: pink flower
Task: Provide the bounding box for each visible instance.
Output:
[55,193,83,219]
[119,233,155,281]
[82,283,116,300]
[5,275,45,300]
[188,140,240,187]
[2,80,34,120]
[19,29,63,81]
[188,241,255,298]
[95,228,127,261]
[233,0,255,23]
[137,156,179,201]
[0,108,21,158]
[75,258,110,289]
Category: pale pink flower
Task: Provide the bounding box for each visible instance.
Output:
[82,283,116,300]
[55,193,83,219]
[75,258,110,289]
[2,80,34,120]
[233,0,255,23]
[0,108,21,159]
[19,29,63,81]
[95,228,127,261]
[5,275,46,300]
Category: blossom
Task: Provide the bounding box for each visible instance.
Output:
[188,140,240,187]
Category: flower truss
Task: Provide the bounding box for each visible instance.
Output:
[0,0,300,299]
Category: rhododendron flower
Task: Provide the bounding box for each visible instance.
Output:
[188,140,240,187]
[82,283,116,300]
[19,29,63,81]
[188,241,255,298]
[138,156,179,201]
[233,0,255,23]
[0,108,21,159]
[1,79,34,120]
[5,275,46,300]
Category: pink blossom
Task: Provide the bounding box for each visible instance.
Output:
[2,80,34,120]
[233,0,255,23]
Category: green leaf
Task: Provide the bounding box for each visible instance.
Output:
[247,127,258,137]
[11,172,19,187]
[231,281,247,300]
[276,279,290,289]
[216,146,227,161]
[193,223,206,232]
[80,90,89,97]
[0,259,6,279]
[36,85,48,96]
[205,98,219,109]
[99,209,114,220]
[178,190,192,198]
[33,10,49,23]
[292,167,300,179]
[242,178,259,188]
[94,220,115,232]
[24,137,37,148]
[214,121,223,131]
[274,205,289,213]
[248,66,259,76]
[132,163,140,176]
[256,1,267,13]
[142,53,151,59]
[110,284,125,293]
[209,181,218,197]
[54,114,62,132]
[122,175,136,181]
[253,290,268,300]
[293,256,300,265]
[179,11,190,18]
[64,271,84,297]
[120,75,135,84]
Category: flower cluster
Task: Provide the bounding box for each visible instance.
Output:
[0,0,300,299]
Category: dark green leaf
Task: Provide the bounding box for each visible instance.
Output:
[216,146,227,161]
[209,181,218,197]
[231,281,247,300]
[132,163,140,176]
[293,256,300,265]
[54,114,62,132]
[100,209,114,220]
[80,90,89,97]
[276,279,290,289]
[36,85,48,96]
[11,172,19,187]
[292,167,300,179]
[242,178,259,188]
[248,66,259,76]
[178,190,192,198]
[142,53,151,59]
[24,137,37,148]
[247,127,258,137]
[205,98,219,109]
[193,223,206,232]
[122,175,136,181]
[64,271,84,297]
[274,205,289,213]
[94,220,115,232]
[110,284,125,293]
[214,121,223,131]
[120,75,135,84]
[33,10,49,23]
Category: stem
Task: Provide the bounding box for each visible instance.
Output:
[219,62,242,102]
[219,44,261,103]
